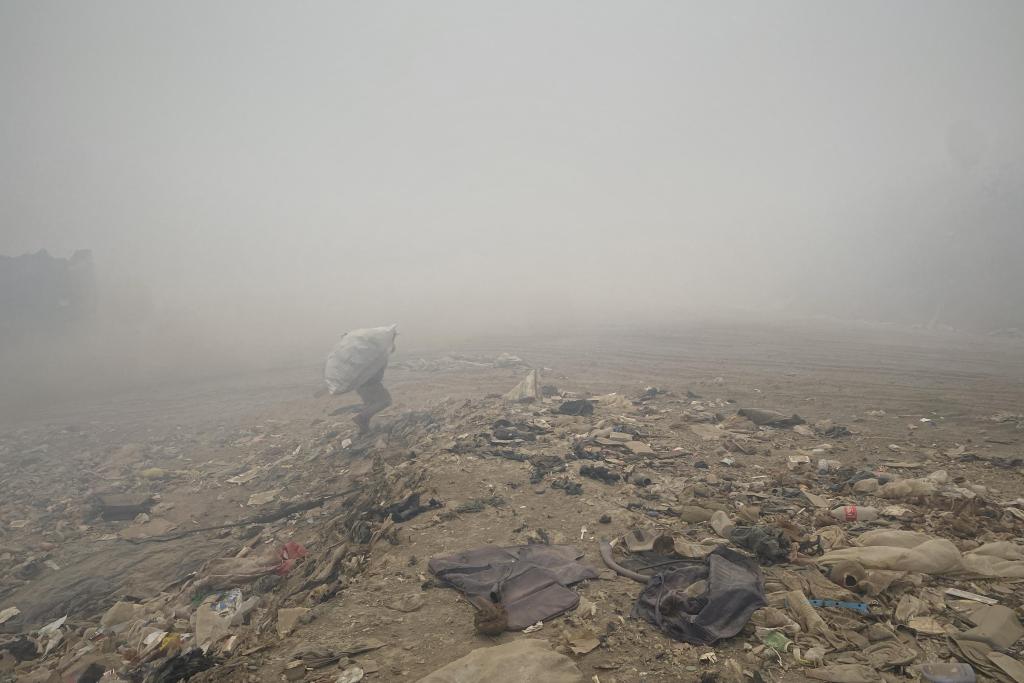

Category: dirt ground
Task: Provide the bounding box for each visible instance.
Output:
[2,319,1023,682]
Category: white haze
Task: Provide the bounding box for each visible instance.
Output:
[1,1,1022,393]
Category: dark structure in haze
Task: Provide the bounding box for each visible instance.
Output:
[0,249,96,340]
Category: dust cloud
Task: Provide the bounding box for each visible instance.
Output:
[2,1,1023,405]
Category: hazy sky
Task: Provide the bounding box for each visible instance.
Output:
[2,1,1022,340]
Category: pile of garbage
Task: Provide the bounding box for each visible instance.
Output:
[0,411,449,681]
[410,370,1024,681]
[3,363,1023,682]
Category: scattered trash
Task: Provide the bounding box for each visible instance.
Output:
[944,588,997,605]
[5,343,1024,682]
[711,510,736,537]
[826,559,867,592]
[757,627,792,653]
[566,628,601,655]
[788,454,811,470]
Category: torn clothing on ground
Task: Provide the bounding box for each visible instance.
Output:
[428,544,597,630]
[632,545,766,645]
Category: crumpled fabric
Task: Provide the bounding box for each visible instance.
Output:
[428,545,597,631]
[962,541,1024,578]
[818,536,963,575]
[632,545,766,645]
[819,530,1024,577]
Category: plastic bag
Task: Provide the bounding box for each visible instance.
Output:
[324,325,397,395]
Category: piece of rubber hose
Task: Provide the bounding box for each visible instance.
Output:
[599,539,649,584]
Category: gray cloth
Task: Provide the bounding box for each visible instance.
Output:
[428,545,597,630]
[632,545,766,645]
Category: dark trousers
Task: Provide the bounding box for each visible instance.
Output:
[355,366,391,422]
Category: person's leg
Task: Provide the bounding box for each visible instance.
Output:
[354,379,392,433]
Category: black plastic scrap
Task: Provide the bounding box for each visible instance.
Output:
[428,544,598,631]
[632,545,766,645]
[557,399,595,416]
[580,464,621,484]
[383,492,443,522]
[818,424,852,438]
[737,408,805,428]
[728,525,791,564]
[136,649,219,683]
[551,478,583,495]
